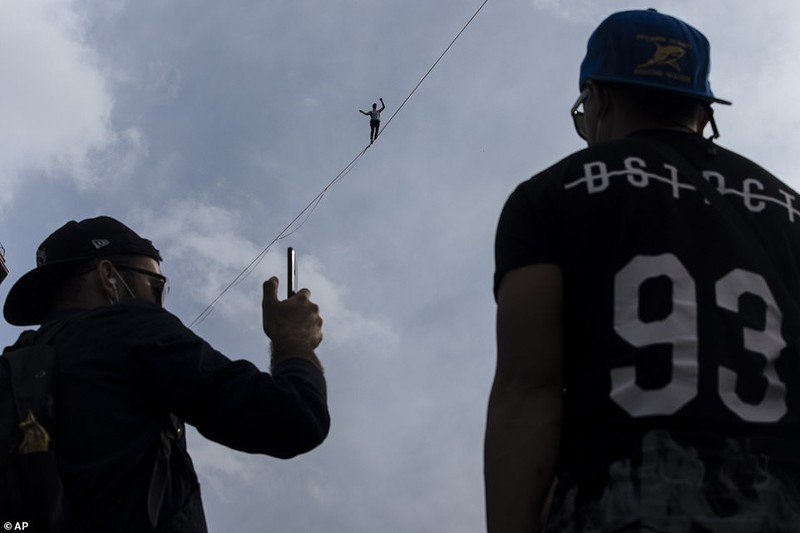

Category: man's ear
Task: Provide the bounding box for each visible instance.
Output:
[96,259,118,301]
[583,80,609,145]
[698,105,715,137]
[586,80,610,115]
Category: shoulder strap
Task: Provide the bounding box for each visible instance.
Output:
[635,139,800,481]
[6,319,73,425]
[2,319,73,531]
[35,321,70,346]
[645,139,800,314]
[643,138,800,393]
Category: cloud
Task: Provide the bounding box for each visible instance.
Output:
[130,198,399,354]
[189,433,256,490]
[529,0,606,24]
[143,60,183,102]
[130,200,265,328]
[7,3,794,531]
[0,1,126,202]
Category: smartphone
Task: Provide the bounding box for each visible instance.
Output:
[287,247,297,298]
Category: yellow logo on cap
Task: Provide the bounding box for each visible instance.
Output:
[633,34,692,84]
[638,43,685,71]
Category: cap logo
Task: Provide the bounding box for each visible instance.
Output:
[634,34,692,85]
[638,43,684,71]
[92,239,111,249]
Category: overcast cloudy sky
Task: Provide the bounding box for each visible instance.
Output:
[2,1,799,531]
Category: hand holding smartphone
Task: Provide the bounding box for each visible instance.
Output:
[262,249,322,369]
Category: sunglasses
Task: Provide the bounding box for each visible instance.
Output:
[570,88,590,141]
[113,264,169,307]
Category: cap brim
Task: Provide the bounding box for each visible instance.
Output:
[4,261,80,326]
[586,75,732,106]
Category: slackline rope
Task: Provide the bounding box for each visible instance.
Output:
[189,0,489,328]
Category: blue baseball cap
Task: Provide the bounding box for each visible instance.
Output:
[579,9,731,105]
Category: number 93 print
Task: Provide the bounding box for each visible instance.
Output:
[611,253,787,423]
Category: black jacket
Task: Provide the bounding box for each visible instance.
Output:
[11,300,329,532]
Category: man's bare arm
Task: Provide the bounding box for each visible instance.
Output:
[485,264,563,533]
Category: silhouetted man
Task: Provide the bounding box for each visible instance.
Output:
[487,9,800,532]
[360,98,385,143]
[2,216,329,531]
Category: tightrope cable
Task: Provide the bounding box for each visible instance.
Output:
[188,0,488,328]
[188,145,370,328]
[379,0,489,138]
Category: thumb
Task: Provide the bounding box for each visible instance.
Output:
[263,277,280,307]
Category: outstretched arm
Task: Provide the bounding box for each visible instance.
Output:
[379,98,385,112]
[136,278,329,459]
[485,264,563,533]
[359,110,368,115]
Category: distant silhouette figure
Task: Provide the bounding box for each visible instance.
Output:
[360,98,385,144]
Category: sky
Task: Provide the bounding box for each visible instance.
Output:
[1,1,799,531]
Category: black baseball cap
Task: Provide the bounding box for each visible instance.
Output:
[4,216,162,326]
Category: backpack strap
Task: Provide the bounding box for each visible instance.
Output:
[3,318,73,532]
[645,141,788,282]
[642,138,800,330]
[6,319,72,433]
[6,318,181,530]
[147,413,184,527]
